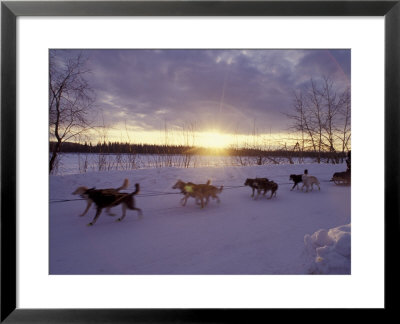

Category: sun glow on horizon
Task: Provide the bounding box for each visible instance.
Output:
[80,125,352,151]
[196,131,234,149]
[80,127,314,150]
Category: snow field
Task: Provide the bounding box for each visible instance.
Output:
[50,163,351,274]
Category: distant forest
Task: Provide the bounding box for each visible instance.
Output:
[50,141,348,160]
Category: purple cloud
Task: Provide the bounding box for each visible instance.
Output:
[51,49,350,136]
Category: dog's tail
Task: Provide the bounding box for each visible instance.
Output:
[129,183,140,196]
[116,178,129,191]
[206,179,211,185]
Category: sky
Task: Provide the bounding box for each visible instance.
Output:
[52,49,351,148]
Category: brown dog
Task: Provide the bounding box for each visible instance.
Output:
[72,178,129,217]
[172,179,214,208]
[202,184,224,206]
[244,178,269,198]
[255,180,278,199]
[84,183,142,226]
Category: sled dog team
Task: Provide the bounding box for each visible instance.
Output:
[72,169,320,226]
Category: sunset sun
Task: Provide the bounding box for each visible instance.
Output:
[197,131,232,149]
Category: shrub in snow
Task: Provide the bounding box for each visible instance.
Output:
[304,224,351,274]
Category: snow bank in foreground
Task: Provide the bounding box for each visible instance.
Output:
[304,224,351,274]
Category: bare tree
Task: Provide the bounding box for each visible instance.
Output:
[308,79,325,163]
[320,77,340,163]
[291,90,317,153]
[335,87,351,156]
[287,77,350,163]
[49,51,95,173]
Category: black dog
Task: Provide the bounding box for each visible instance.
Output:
[289,174,303,191]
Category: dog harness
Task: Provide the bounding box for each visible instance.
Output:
[184,185,194,193]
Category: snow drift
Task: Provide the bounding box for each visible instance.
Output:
[304,224,351,274]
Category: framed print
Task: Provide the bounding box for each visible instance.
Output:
[1,0,399,322]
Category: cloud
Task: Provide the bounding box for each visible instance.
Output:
[53,49,350,136]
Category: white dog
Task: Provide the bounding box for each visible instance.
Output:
[301,174,320,192]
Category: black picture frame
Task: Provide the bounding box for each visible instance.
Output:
[1,0,399,322]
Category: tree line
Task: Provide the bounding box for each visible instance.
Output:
[50,141,347,160]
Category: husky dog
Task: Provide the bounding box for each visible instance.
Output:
[72,178,129,217]
[301,175,320,192]
[84,183,142,226]
[244,178,269,198]
[331,170,351,184]
[255,180,278,199]
[172,179,217,208]
[202,184,224,206]
[289,174,303,191]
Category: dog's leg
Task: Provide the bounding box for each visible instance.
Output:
[80,200,92,217]
[117,204,127,222]
[106,207,116,216]
[88,208,102,226]
[134,208,143,219]
[195,197,201,205]
[118,201,143,221]
[118,205,143,222]
[181,195,188,206]
[291,183,296,191]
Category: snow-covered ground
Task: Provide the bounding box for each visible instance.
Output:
[49,162,350,275]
